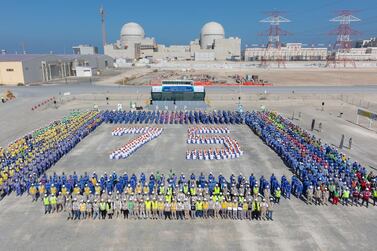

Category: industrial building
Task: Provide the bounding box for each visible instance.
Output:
[0,54,113,85]
[104,21,241,63]
[244,43,328,61]
[73,45,99,55]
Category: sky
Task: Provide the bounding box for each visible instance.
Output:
[0,0,376,54]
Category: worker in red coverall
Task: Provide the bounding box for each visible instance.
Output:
[361,188,371,208]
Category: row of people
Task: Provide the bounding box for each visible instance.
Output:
[102,110,245,125]
[29,172,285,203]
[42,189,276,221]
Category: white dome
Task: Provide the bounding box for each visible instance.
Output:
[200,22,225,49]
[201,22,225,36]
[120,22,145,38]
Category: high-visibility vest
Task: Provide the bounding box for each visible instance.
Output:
[167,187,173,195]
[62,187,68,195]
[253,187,258,195]
[196,201,203,211]
[80,203,86,212]
[252,201,260,211]
[243,202,248,210]
[51,187,57,195]
[190,187,196,196]
[214,187,220,195]
[275,190,281,198]
[84,187,90,195]
[50,196,57,205]
[239,196,244,203]
[145,201,152,210]
[43,197,50,206]
[165,195,172,203]
[373,190,377,198]
[158,202,164,210]
[183,186,189,194]
[99,202,106,211]
[40,186,46,194]
[342,190,350,199]
[143,187,149,194]
[29,186,36,195]
[203,201,209,210]
[73,187,80,195]
[159,186,165,195]
[221,201,227,209]
[152,201,158,210]
[95,186,101,195]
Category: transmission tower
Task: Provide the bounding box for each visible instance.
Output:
[326,10,361,68]
[100,5,107,48]
[259,11,291,68]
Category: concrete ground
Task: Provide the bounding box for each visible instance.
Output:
[0,83,377,251]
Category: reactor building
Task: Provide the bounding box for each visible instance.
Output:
[104,21,241,62]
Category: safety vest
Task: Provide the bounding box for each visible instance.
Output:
[203,201,209,210]
[214,187,220,195]
[50,196,57,205]
[84,187,90,195]
[252,201,260,211]
[239,196,245,203]
[145,200,152,210]
[221,201,227,209]
[62,187,68,195]
[196,201,203,211]
[152,201,158,210]
[342,190,350,199]
[73,187,80,195]
[136,186,142,194]
[159,186,165,195]
[43,197,50,206]
[95,186,101,195]
[158,202,164,210]
[373,190,377,198]
[80,203,86,212]
[190,187,196,196]
[218,195,224,202]
[243,202,248,210]
[253,187,258,195]
[99,202,106,211]
[29,186,36,195]
[167,187,173,195]
[143,186,149,194]
[40,186,46,194]
[165,195,172,203]
[106,203,111,211]
[183,185,189,194]
[275,190,281,198]
[51,187,57,195]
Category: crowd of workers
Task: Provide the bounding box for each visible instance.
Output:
[2,108,377,215]
[109,127,163,160]
[186,127,243,160]
[103,110,245,125]
[0,111,103,198]
[33,172,286,220]
[245,111,377,207]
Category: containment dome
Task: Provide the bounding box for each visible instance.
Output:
[200,22,225,49]
[120,22,145,40]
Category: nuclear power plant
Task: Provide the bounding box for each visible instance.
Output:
[104,21,241,62]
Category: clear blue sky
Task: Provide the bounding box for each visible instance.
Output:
[0,0,376,53]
